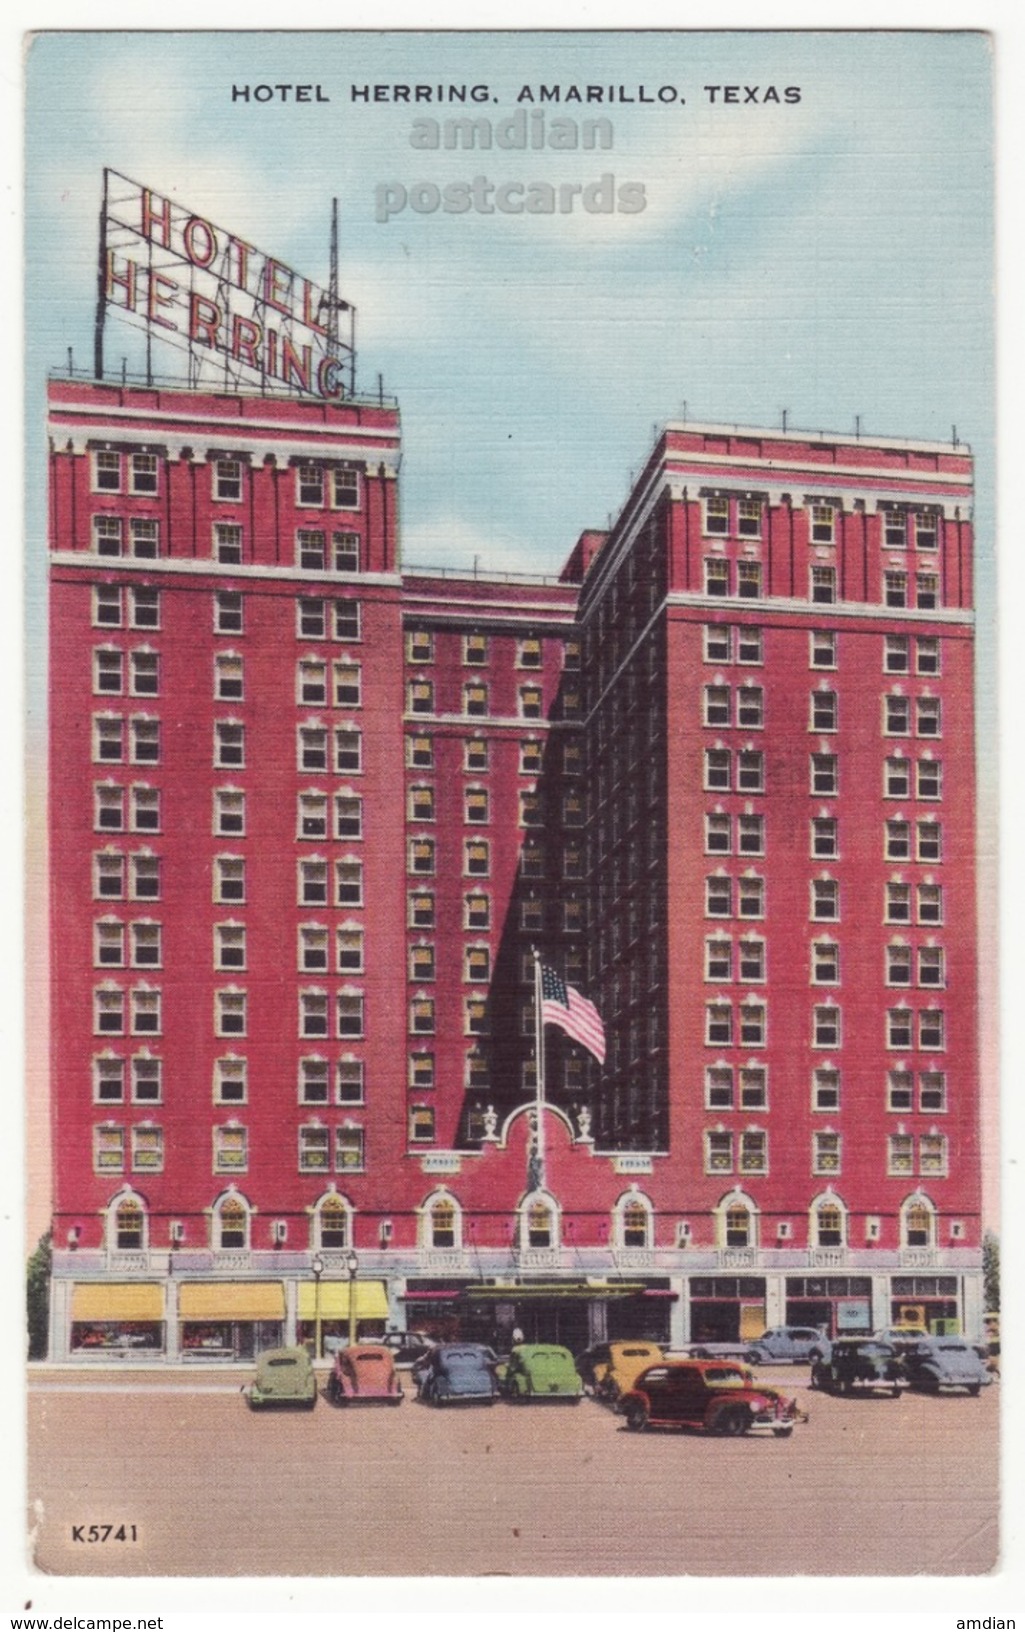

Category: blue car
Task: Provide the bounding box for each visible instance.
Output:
[413,1342,500,1405]
[745,1326,829,1364]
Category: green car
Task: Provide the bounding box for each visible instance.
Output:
[502,1343,583,1402]
[246,1346,318,1410]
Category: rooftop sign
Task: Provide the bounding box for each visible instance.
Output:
[95,168,355,400]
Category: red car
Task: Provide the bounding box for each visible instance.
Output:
[327,1343,404,1406]
[619,1360,799,1437]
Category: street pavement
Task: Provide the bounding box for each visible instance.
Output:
[28,1366,999,1577]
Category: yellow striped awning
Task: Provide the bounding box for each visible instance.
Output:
[297,1280,389,1321]
[72,1283,164,1322]
[179,1282,285,1320]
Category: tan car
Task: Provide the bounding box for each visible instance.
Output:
[576,1340,665,1402]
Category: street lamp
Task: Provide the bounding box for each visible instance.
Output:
[311,1250,325,1362]
[345,1247,359,1349]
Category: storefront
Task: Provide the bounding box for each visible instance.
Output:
[70,1283,164,1355]
[178,1282,285,1360]
[785,1275,873,1338]
[688,1276,767,1344]
[296,1280,389,1356]
[400,1280,668,1352]
[888,1275,961,1334]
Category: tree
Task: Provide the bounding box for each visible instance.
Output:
[983,1230,1000,1313]
[26,1231,51,1360]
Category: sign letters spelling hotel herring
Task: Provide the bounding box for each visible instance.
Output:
[96,168,355,400]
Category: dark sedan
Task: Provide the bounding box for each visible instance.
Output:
[811,1339,902,1396]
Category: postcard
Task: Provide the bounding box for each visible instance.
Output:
[20,24,1001,1601]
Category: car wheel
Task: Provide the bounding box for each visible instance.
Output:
[890,1384,901,1398]
[718,1407,749,1437]
[624,1400,648,1433]
[773,1426,793,1439]
[968,1384,982,1398]
[745,1350,762,1365]
[841,1377,855,1395]
[389,1393,403,1406]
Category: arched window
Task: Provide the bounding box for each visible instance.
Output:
[810,1194,846,1247]
[213,1191,250,1249]
[314,1191,351,1249]
[106,1189,147,1251]
[430,1198,456,1249]
[518,1190,560,1250]
[716,1190,759,1249]
[901,1193,935,1248]
[614,1189,654,1248]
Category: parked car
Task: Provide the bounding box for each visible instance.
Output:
[872,1325,931,1352]
[413,1342,500,1405]
[379,1330,436,1368]
[901,1337,993,1396]
[620,1360,800,1437]
[810,1339,902,1396]
[502,1343,583,1402]
[745,1326,828,1365]
[327,1342,404,1405]
[576,1340,665,1402]
[244,1346,317,1410]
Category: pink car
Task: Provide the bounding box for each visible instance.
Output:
[327,1343,404,1406]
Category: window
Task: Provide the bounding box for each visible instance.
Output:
[335,795,362,838]
[737,751,763,794]
[813,1067,840,1111]
[337,928,364,974]
[737,627,763,665]
[334,601,361,640]
[810,630,836,669]
[518,686,542,719]
[812,1133,842,1175]
[465,946,490,983]
[337,993,364,1038]
[525,1198,555,1248]
[705,813,731,854]
[737,686,763,728]
[704,496,729,535]
[811,690,837,732]
[216,990,247,1037]
[916,759,943,800]
[331,468,361,510]
[739,1131,768,1174]
[215,1195,249,1244]
[335,727,362,773]
[213,923,246,972]
[95,784,125,832]
[215,857,246,904]
[93,450,121,491]
[917,698,942,738]
[888,1135,914,1176]
[129,718,159,765]
[94,921,124,967]
[130,922,161,968]
[409,995,435,1036]
[93,516,123,557]
[334,663,361,707]
[462,892,489,932]
[917,573,939,610]
[298,1125,330,1173]
[465,840,490,877]
[740,1066,767,1110]
[519,740,544,776]
[298,926,328,972]
[409,785,435,823]
[810,503,835,544]
[113,1195,146,1247]
[886,569,910,608]
[464,632,488,665]
[813,1005,840,1048]
[214,459,242,501]
[918,947,945,988]
[915,511,939,551]
[738,875,764,918]
[705,937,732,980]
[212,1057,244,1109]
[317,1194,350,1248]
[215,592,243,634]
[93,717,124,764]
[811,817,838,858]
[299,860,328,906]
[297,463,324,506]
[920,1071,946,1113]
[94,649,123,694]
[300,992,329,1038]
[704,558,729,597]
[338,1060,364,1104]
[705,749,731,792]
[406,735,433,771]
[129,786,160,834]
[811,754,837,796]
[94,1125,125,1173]
[811,940,839,984]
[705,1002,732,1046]
[215,654,244,702]
[409,1106,436,1144]
[916,637,941,676]
[408,838,435,876]
[886,1007,913,1049]
[886,943,913,986]
[919,1009,945,1050]
[93,585,123,627]
[918,883,943,925]
[466,788,490,825]
[406,891,434,932]
[298,660,327,705]
[884,694,911,736]
[407,629,433,663]
[130,988,161,1035]
[885,882,911,923]
[734,561,760,600]
[705,875,732,917]
[130,452,159,494]
[410,1052,436,1091]
[920,1134,948,1175]
[704,624,731,662]
[297,792,327,840]
[705,1131,733,1174]
[298,1059,329,1104]
[214,523,242,564]
[884,757,910,799]
[298,597,326,638]
[334,533,361,572]
[132,1058,161,1103]
[887,1069,913,1111]
[886,820,911,860]
[518,637,542,669]
[811,879,839,921]
[738,499,762,538]
[884,635,910,674]
[739,1000,765,1046]
[882,508,907,548]
[704,685,730,727]
[130,855,160,900]
[131,650,159,696]
[214,723,245,768]
[810,566,836,605]
[408,680,433,716]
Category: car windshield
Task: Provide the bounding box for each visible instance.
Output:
[705,1367,747,1388]
[443,1349,487,1370]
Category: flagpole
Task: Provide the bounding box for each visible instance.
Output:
[532,947,546,1190]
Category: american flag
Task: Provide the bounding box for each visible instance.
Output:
[540,966,606,1064]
